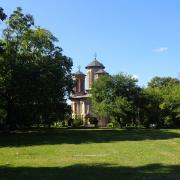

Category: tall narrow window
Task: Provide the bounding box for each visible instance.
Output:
[81,79,84,92]
[76,79,79,92]
[74,103,77,114]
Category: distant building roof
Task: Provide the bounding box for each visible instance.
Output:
[95,69,108,74]
[85,58,105,69]
[73,70,86,76]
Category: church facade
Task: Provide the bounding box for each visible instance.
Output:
[70,57,109,127]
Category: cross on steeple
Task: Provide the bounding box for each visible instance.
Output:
[77,65,81,72]
[94,52,97,60]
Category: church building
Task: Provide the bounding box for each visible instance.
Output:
[70,56,109,127]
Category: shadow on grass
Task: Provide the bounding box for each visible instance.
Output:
[0,128,180,147]
[0,163,180,180]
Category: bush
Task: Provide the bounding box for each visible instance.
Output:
[107,120,120,128]
[73,116,83,127]
[53,121,68,127]
[107,123,113,128]
[89,117,98,125]
[164,116,174,127]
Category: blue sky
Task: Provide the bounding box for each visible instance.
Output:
[1,0,180,86]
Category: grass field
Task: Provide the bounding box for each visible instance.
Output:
[0,128,180,180]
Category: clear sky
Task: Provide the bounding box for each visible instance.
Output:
[1,0,180,86]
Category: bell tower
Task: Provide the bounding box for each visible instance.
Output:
[72,66,86,95]
[85,56,105,89]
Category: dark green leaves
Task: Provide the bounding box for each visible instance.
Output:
[0,7,73,129]
[0,7,7,21]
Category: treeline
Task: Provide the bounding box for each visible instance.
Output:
[91,74,180,128]
[0,7,73,130]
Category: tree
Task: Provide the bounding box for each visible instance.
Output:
[0,7,73,129]
[148,76,179,88]
[142,87,163,127]
[144,77,180,128]
[0,7,7,53]
[160,84,180,127]
[0,7,7,21]
[91,73,141,127]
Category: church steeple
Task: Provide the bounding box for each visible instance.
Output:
[72,66,86,95]
[85,58,105,69]
[86,56,105,89]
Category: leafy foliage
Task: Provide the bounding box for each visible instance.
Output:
[145,77,180,127]
[0,7,7,21]
[0,7,73,129]
[148,76,179,88]
[91,73,141,127]
[91,74,180,128]
[72,116,83,127]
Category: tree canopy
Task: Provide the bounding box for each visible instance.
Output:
[91,74,180,128]
[148,76,179,88]
[0,7,73,129]
[91,73,141,127]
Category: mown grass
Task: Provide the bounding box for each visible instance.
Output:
[0,128,180,180]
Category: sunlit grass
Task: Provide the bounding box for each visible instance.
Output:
[0,128,180,179]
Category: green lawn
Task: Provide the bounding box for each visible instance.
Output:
[0,128,180,180]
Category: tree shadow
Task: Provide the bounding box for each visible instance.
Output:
[0,128,180,147]
[0,163,180,180]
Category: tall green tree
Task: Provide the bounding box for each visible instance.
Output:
[143,77,180,128]
[0,7,73,129]
[160,84,180,127]
[142,87,163,127]
[91,73,141,127]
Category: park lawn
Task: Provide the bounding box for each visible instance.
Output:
[0,128,180,180]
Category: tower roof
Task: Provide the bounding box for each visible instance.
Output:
[73,70,86,76]
[85,58,105,69]
[95,69,108,74]
[73,65,86,76]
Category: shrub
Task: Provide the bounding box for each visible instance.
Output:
[73,116,83,127]
[89,117,98,125]
[107,120,120,128]
[107,123,113,128]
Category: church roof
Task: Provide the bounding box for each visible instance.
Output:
[85,58,105,69]
[95,69,108,74]
[73,70,86,76]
